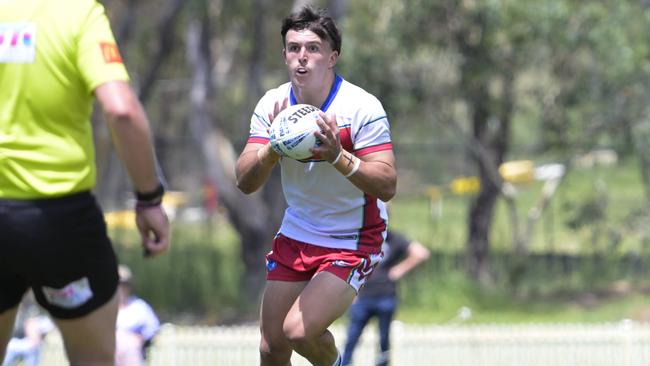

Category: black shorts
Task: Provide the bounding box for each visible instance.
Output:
[0,191,119,319]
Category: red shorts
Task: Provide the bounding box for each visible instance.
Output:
[265,234,384,292]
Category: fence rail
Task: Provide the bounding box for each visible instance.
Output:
[39,322,650,366]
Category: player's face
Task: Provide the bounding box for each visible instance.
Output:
[283,29,338,90]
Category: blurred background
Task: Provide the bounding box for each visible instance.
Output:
[65,0,650,363]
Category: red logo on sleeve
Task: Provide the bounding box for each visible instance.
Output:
[99,42,123,63]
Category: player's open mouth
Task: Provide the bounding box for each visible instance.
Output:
[296,68,308,74]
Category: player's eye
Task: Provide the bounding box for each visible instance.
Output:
[308,45,319,52]
[287,45,300,52]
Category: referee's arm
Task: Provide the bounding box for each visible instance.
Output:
[95,80,160,193]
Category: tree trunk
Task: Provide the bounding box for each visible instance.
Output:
[632,113,650,210]
[454,8,514,285]
[467,183,499,284]
[138,0,186,102]
[465,95,500,284]
[326,0,349,21]
[186,7,281,316]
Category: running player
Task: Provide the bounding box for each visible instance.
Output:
[0,1,170,364]
[235,6,396,366]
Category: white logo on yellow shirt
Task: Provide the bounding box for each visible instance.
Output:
[0,22,36,63]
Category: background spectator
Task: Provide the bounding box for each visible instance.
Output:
[342,230,430,366]
[115,265,160,366]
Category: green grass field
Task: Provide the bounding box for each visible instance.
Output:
[111,157,650,325]
[386,156,650,324]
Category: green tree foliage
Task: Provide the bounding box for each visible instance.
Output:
[95,0,650,313]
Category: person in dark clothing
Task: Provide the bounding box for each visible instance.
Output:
[341,230,430,366]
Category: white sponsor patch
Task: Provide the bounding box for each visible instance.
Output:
[42,277,93,309]
[332,260,352,267]
[0,22,37,63]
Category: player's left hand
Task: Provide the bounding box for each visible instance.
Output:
[268,98,289,125]
[312,112,341,162]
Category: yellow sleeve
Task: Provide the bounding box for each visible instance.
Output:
[75,0,130,93]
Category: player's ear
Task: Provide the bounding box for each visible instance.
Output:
[329,51,338,69]
[282,48,288,64]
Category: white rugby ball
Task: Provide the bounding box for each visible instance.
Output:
[269,104,322,160]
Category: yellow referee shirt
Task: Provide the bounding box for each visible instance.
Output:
[0,0,129,198]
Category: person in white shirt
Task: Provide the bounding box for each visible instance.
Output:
[115,265,159,366]
[235,6,396,366]
[2,293,53,366]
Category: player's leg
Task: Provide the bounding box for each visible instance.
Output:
[0,306,19,362]
[53,291,118,365]
[283,271,356,366]
[341,298,373,365]
[260,280,308,366]
[375,296,397,366]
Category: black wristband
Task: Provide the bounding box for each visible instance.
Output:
[135,183,165,203]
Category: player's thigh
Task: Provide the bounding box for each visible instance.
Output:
[54,290,118,365]
[284,271,356,339]
[260,280,307,347]
[0,306,19,357]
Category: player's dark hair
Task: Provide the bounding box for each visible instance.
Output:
[281,6,342,55]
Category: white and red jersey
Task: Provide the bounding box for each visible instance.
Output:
[248,75,392,254]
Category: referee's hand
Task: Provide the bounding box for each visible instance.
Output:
[135,205,170,258]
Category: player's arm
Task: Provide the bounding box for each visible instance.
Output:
[335,149,397,202]
[314,113,397,201]
[235,142,280,194]
[95,80,170,256]
[235,98,287,194]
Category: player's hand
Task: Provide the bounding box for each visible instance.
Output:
[388,266,406,281]
[312,112,341,162]
[268,97,289,125]
[135,205,170,258]
[266,98,289,159]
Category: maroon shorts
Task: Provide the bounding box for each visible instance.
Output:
[265,234,384,292]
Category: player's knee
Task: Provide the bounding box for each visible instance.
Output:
[259,340,291,363]
[282,318,308,345]
[284,322,325,350]
[284,330,308,346]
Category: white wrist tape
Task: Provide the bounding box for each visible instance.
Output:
[344,157,361,178]
[331,150,343,165]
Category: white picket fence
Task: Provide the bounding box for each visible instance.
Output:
[38,321,650,366]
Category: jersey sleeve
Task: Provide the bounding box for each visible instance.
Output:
[353,96,392,156]
[248,97,272,144]
[247,85,289,144]
[75,0,129,93]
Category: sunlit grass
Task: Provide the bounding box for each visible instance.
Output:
[389,157,646,254]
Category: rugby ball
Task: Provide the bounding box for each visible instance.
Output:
[269,104,322,160]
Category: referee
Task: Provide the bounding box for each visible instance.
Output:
[0,0,170,364]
